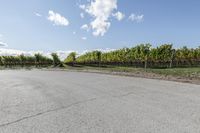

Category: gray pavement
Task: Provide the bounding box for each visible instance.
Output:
[0,70,200,133]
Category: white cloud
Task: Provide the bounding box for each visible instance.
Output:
[81,37,87,40]
[79,48,115,56]
[80,0,119,36]
[79,5,86,10]
[47,10,69,26]
[94,48,116,53]
[112,11,125,21]
[90,18,111,36]
[0,48,26,56]
[80,12,85,18]
[55,50,76,60]
[0,48,75,61]
[0,42,8,47]
[81,24,90,32]
[0,48,116,60]
[34,12,42,17]
[73,31,76,35]
[128,14,144,23]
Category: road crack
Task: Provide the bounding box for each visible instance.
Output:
[0,97,97,128]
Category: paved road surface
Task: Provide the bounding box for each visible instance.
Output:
[0,70,200,133]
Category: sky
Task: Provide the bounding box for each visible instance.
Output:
[0,0,200,57]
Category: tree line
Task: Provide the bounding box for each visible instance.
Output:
[0,44,200,68]
[0,53,61,67]
[65,44,200,68]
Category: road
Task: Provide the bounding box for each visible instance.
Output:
[0,70,200,133]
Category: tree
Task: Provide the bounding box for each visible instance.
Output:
[142,44,151,70]
[51,53,62,67]
[96,51,102,67]
[35,53,53,67]
[0,56,3,66]
[64,52,76,66]
[19,54,26,67]
[170,49,175,68]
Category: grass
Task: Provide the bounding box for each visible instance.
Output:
[63,64,200,79]
[1,64,200,80]
[147,67,200,79]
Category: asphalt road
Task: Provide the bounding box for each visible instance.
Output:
[0,70,200,133]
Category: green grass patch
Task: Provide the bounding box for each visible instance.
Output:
[147,67,200,78]
[64,64,200,79]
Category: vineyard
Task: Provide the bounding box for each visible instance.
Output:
[0,53,61,67]
[66,44,200,68]
[0,44,200,68]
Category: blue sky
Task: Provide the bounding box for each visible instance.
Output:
[0,0,200,54]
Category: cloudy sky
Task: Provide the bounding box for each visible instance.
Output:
[0,0,200,56]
